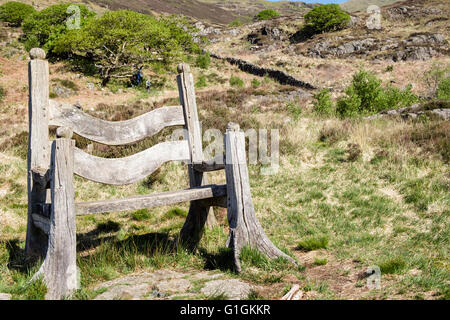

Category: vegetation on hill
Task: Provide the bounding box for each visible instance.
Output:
[0,1,35,27]
[21,3,94,53]
[254,9,280,21]
[303,4,350,35]
[55,10,200,86]
[312,70,418,118]
[340,0,400,12]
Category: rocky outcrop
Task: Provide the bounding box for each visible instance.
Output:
[92,269,256,300]
[306,33,448,61]
[366,101,450,121]
[386,5,443,21]
[210,52,317,89]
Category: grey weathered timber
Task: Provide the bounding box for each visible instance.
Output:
[49,100,184,145]
[32,214,50,235]
[193,155,226,172]
[40,139,78,300]
[75,184,227,215]
[178,63,216,248]
[73,141,190,185]
[26,48,51,258]
[225,123,297,272]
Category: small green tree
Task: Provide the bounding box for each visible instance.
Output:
[229,76,244,88]
[336,70,418,117]
[22,3,95,53]
[437,76,450,100]
[55,10,197,86]
[254,9,280,21]
[196,52,210,69]
[0,1,35,26]
[313,88,335,116]
[303,4,350,35]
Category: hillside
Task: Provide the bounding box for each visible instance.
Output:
[341,0,401,12]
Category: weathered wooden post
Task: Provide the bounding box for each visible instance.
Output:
[26,48,50,258]
[225,123,296,272]
[177,63,217,250]
[38,138,78,299]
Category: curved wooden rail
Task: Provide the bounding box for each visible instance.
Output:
[73,140,190,185]
[49,100,185,145]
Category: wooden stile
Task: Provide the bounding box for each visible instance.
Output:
[24,50,294,299]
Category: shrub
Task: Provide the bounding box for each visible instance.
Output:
[195,74,207,88]
[22,3,95,53]
[336,70,418,117]
[312,88,334,116]
[229,18,243,27]
[303,4,350,35]
[251,78,261,88]
[196,52,210,69]
[0,85,5,103]
[229,76,244,88]
[0,1,35,27]
[424,64,450,99]
[254,9,280,21]
[286,102,302,120]
[437,76,450,100]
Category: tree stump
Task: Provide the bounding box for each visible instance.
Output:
[224,123,297,272]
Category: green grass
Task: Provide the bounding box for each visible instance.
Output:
[0,84,448,299]
[379,256,406,274]
[297,236,329,251]
[314,257,328,266]
[131,209,151,221]
[229,76,244,88]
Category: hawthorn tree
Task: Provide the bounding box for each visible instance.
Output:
[0,1,35,27]
[55,10,199,86]
[22,3,94,53]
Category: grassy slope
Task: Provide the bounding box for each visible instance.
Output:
[0,0,449,300]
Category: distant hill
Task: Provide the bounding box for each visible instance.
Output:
[340,0,401,12]
[85,0,236,24]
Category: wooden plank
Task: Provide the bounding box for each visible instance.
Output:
[42,139,78,299]
[26,48,51,258]
[73,140,190,185]
[32,214,50,235]
[225,123,296,272]
[75,184,227,215]
[176,64,203,164]
[177,63,217,248]
[49,100,185,145]
[193,155,226,172]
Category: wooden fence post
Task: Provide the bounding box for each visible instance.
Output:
[224,123,297,272]
[26,48,51,258]
[40,138,77,299]
[177,63,217,251]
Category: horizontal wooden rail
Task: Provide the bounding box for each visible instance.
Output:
[73,141,190,185]
[193,155,226,172]
[49,100,185,145]
[75,184,227,215]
